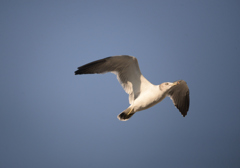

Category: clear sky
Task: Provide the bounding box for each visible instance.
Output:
[1,1,240,168]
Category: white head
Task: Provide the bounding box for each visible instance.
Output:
[159,82,174,92]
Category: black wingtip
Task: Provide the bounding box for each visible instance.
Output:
[75,70,80,75]
[180,109,188,117]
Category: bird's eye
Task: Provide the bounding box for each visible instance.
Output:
[165,83,168,85]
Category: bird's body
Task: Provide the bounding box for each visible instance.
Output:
[75,55,190,121]
[130,84,165,112]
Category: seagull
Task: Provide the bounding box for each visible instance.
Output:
[75,55,190,121]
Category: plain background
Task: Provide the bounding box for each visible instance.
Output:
[1,1,240,168]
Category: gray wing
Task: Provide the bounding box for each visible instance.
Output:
[75,55,152,104]
[168,80,190,117]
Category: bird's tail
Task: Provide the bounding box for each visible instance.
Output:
[117,107,135,121]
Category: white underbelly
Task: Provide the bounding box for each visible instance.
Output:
[132,92,167,112]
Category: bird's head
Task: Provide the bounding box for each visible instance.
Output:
[159,81,180,91]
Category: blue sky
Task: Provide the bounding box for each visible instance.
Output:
[1,1,240,167]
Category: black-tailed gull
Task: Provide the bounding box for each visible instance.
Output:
[75,55,190,121]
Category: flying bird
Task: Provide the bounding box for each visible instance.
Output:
[75,55,190,121]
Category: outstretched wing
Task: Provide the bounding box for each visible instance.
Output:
[75,55,152,104]
[168,80,190,117]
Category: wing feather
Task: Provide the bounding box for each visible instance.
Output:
[168,80,190,117]
[75,55,152,104]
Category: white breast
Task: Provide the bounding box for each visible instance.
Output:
[132,85,167,112]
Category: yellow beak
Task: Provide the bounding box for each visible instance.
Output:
[172,81,180,86]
